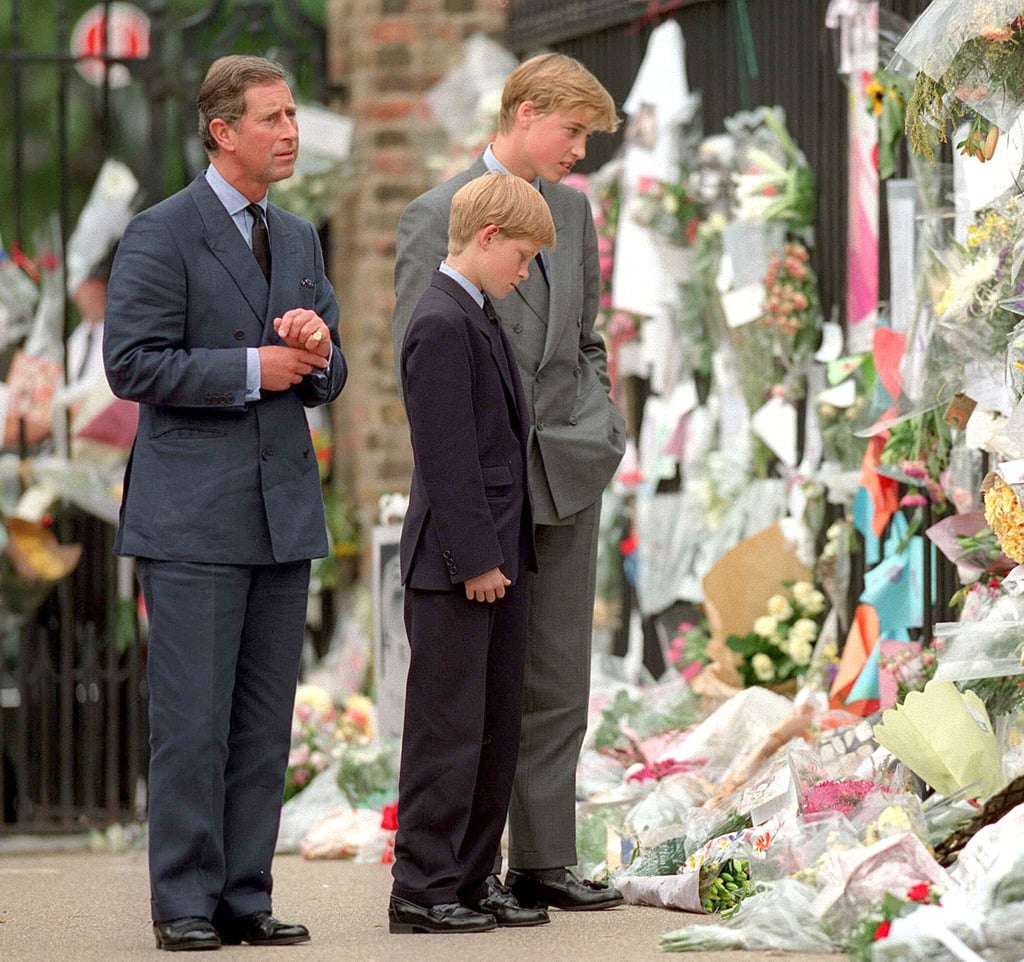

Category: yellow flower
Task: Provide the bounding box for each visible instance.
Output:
[753,615,779,638]
[864,78,885,115]
[984,475,1024,563]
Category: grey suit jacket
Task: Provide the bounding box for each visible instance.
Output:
[104,173,347,565]
[393,157,625,524]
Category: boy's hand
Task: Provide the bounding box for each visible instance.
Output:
[464,567,512,603]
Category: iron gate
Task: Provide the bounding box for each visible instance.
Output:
[0,0,328,834]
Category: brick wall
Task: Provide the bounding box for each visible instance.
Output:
[325,0,507,579]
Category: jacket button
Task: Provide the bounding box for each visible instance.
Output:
[513,323,523,334]
[234,330,245,340]
[535,372,543,382]
[261,449,271,460]
[569,416,578,425]
[536,421,545,432]
[574,366,581,377]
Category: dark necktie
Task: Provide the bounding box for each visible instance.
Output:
[246,203,271,282]
[75,325,95,382]
[482,295,501,325]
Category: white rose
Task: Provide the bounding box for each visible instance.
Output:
[754,615,778,638]
[791,618,819,645]
[790,637,813,666]
[767,594,793,620]
[752,653,776,682]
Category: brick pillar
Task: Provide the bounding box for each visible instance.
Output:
[325,0,507,581]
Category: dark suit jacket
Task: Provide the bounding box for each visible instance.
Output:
[103,172,347,564]
[399,271,536,590]
[393,157,625,524]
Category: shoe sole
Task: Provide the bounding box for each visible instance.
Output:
[154,940,221,952]
[388,921,497,934]
[517,896,625,912]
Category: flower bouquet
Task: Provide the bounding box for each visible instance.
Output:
[725,580,828,689]
[844,882,942,962]
[284,684,339,803]
[729,106,817,232]
[627,174,702,248]
[756,241,820,370]
[892,0,1024,162]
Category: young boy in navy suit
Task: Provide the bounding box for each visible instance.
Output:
[389,172,556,934]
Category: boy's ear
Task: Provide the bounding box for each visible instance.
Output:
[479,224,500,247]
[515,100,536,126]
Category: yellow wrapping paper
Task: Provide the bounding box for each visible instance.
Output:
[872,680,1002,799]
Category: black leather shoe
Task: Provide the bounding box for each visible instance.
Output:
[216,911,310,946]
[388,895,497,934]
[469,875,549,927]
[153,917,221,951]
[506,868,625,911]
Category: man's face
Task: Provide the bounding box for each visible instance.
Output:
[516,106,593,183]
[221,80,298,194]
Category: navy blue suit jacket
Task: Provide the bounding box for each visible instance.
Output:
[104,173,347,564]
[399,271,536,590]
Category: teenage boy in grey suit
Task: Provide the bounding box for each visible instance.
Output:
[104,55,347,951]
[392,53,625,911]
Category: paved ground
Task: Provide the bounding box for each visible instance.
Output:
[0,846,850,962]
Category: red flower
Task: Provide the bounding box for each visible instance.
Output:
[380,801,399,832]
[906,883,931,903]
[873,920,891,941]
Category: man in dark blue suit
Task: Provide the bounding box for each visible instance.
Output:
[103,55,347,952]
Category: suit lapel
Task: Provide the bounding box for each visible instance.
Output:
[188,175,269,325]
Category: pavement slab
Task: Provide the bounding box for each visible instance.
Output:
[0,849,851,962]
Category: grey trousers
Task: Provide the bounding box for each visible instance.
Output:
[507,498,601,870]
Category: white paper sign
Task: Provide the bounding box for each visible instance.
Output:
[721,282,765,328]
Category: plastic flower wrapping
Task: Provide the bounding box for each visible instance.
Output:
[891,0,1024,162]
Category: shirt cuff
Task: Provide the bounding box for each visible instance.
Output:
[245,348,261,400]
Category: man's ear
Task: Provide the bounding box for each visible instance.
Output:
[209,118,235,153]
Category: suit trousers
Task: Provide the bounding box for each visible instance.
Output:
[507,498,601,870]
[137,558,310,923]
[391,565,528,907]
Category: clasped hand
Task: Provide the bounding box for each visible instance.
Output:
[259,309,331,391]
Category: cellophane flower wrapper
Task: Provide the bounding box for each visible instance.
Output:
[334,739,397,809]
[659,878,838,953]
[758,810,861,885]
[810,831,952,923]
[931,619,1024,682]
[574,798,635,880]
[0,242,39,352]
[890,0,1024,133]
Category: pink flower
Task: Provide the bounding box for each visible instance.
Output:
[899,493,928,508]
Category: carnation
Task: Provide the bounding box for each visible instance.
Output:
[753,615,779,638]
[752,652,776,682]
[767,594,793,620]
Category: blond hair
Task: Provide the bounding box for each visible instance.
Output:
[448,172,556,255]
[499,53,619,135]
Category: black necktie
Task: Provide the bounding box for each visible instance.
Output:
[246,203,271,282]
[75,325,95,382]
[482,296,500,324]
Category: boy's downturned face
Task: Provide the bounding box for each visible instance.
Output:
[478,227,540,300]
[511,104,593,183]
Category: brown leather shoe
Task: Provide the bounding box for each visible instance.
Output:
[215,911,309,946]
[506,868,624,911]
[388,895,497,934]
[152,916,221,951]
